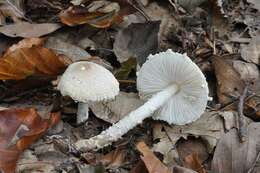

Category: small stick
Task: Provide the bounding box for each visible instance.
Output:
[238,84,249,142]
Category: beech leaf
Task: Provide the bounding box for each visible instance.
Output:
[0,46,67,80]
[0,22,61,38]
[136,141,171,173]
[0,108,60,173]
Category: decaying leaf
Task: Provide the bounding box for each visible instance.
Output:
[44,37,91,62]
[153,111,237,158]
[59,6,120,28]
[113,21,160,64]
[6,37,44,54]
[176,0,207,11]
[0,0,26,24]
[172,166,197,173]
[0,46,66,80]
[0,108,60,173]
[90,92,143,123]
[232,60,259,83]
[177,138,209,168]
[136,141,172,173]
[100,148,127,169]
[0,22,61,38]
[184,153,206,173]
[212,122,260,173]
[241,35,260,65]
[213,56,245,105]
[247,0,260,11]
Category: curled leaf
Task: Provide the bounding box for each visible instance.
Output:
[136,141,171,173]
[59,6,120,28]
[0,46,67,80]
[0,108,60,173]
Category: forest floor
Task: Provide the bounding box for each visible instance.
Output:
[0,0,259,173]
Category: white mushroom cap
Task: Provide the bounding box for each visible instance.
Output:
[137,49,209,125]
[57,61,119,102]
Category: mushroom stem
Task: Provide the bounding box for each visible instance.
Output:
[75,84,179,151]
[77,102,89,124]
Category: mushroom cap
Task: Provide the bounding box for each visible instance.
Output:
[58,61,119,102]
[137,49,209,125]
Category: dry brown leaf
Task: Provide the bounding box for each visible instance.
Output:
[212,56,245,105]
[100,148,127,168]
[0,22,61,38]
[153,111,228,158]
[59,6,121,28]
[177,138,209,167]
[130,160,148,173]
[44,37,91,62]
[0,46,67,80]
[212,122,260,173]
[247,0,260,11]
[232,60,259,83]
[184,153,206,173]
[0,1,25,23]
[0,108,60,173]
[136,141,171,173]
[6,37,44,54]
[241,35,260,65]
[172,166,197,173]
[113,21,160,64]
[89,92,143,123]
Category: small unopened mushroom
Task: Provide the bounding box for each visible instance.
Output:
[58,61,119,124]
[75,49,209,151]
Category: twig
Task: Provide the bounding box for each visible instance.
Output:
[238,84,249,142]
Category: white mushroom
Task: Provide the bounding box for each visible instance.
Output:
[75,49,209,151]
[57,61,119,124]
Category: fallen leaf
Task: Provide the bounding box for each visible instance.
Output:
[59,6,120,28]
[212,122,260,173]
[100,148,127,168]
[232,60,259,83]
[0,0,25,22]
[0,46,67,80]
[172,165,197,173]
[241,35,260,65]
[6,37,44,54]
[247,0,260,11]
[130,160,148,173]
[177,0,207,11]
[184,153,206,173]
[113,21,160,65]
[44,37,91,62]
[177,138,209,167]
[136,141,172,173]
[90,91,143,123]
[0,22,61,38]
[141,2,178,49]
[212,56,245,105]
[0,9,5,25]
[0,35,18,56]
[153,111,238,158]
[0,108,60,173]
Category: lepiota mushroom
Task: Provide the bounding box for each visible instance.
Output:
[58,61,119,124]
[75,49,209,151]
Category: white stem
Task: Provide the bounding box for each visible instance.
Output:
[75,84,179,151]
[77,102,89,124]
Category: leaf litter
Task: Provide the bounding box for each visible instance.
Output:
[0,0,259,173]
